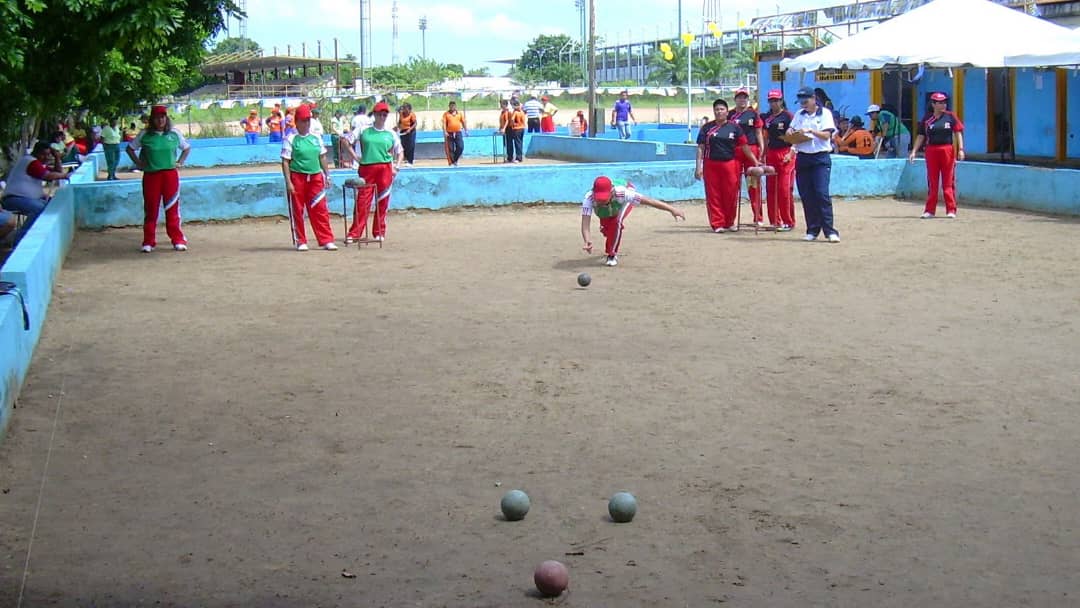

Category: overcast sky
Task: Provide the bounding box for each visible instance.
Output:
[235,0,839,71]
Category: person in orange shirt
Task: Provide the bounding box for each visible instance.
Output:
[836,116,876,158]
[442,101,467,166]
[497,99,513,163]
[396,102,417,166]
[241,109,262,144]
[508,99,526,163]
[267,110,283,143]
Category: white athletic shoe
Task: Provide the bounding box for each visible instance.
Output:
[803,233,817,241]
[344,237,356,245]
[321,242,338,250]
[374,235,384,242]
[777,224,793,232]
[946,212,957,218]
[827,233,841,243]
[173,243,188,251]
[713,227,727,233]
[921,212,934,219]
[140,245,153,253]
[755,221,765,227]
[605,256,618,267]
[296,243,309,251]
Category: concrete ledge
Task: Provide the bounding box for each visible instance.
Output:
[898,161,1080,216]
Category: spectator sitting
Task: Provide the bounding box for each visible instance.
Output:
[49,131,79,165]
[1,141,71,244]
[836,116,876,158]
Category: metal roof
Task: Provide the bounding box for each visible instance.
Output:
[199,52,355,75]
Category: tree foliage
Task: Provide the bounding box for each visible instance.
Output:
[367,57,464,90]
[210,36,261,55]
[510,34,581,86]
[1,0,239,156]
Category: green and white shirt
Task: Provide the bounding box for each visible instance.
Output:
[358,126,402,165]
[281,132,326,174]
[131,128,191,172]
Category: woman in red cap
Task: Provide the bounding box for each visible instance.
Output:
[696,98,761,232]
[910,91,964,218]
[761,89,796,231]
[346,100,402,243]
[281,103,336,251]
[729,88,766,226]
[540,96,558,133]
[125,105,191,253]
[580,176,685,267]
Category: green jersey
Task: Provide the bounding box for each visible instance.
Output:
[358,126,402,165]
[282,132,325,174]
[134,128,189,172]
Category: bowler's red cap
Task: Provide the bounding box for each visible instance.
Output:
[150,105,168,117]
[767,89,783,100]
[295,104,313,120]
[592,176,613,203]
[372,101,391,113]
[734,87,750,97]
[930,91,948,101]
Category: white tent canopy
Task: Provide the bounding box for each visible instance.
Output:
[780,0,1079,71]
[1005,27,1080,67]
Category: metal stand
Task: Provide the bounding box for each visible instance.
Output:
[342,180,382,248]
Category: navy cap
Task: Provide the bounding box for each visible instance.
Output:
[795,86,815,98]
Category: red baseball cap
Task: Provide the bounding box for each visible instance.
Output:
[767,89,783,100]
[295,104,312,120]
[734,87,750,97]
[930,91,948,101]
[541,96,549,101]
[592,176,613,202]
[372,101,391,113]
[150,105,168,117]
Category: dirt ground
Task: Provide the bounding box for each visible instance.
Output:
[1,199,1079,607]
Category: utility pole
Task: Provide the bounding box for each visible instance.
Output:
[419,17,428,60]
[587,0,597,136]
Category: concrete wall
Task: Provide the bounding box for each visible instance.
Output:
[0,161,89,439]
[897,160,1080,216]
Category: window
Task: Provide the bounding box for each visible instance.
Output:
[816,68,856,82]
[771,63,785,81]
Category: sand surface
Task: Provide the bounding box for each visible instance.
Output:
[1,199,1079,607]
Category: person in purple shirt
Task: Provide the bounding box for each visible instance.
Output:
[610,90,637,139]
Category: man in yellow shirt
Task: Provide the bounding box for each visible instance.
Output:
[442,101,468,166]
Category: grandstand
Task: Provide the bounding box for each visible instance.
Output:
[198,51,357,99]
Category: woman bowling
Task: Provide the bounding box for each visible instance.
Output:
[910,91,965,219]
[281,103,337,251]
[761,89,796,231]
[695,98,763,232]
[346,101,403,243]
[126,105,191,253]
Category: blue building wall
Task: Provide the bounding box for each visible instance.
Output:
[898,160,1080,215]
[1012,68,1058,158]
[961,69,990,155]
[1069,70,1080,159]
[759,59,874,118]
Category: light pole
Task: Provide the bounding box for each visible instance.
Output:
[575,0,587,83]
[682,32,694,144]
[419,16,428,59]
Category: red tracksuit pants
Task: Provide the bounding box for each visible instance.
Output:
[599,204,633,257]
[738,144,763,223]
[349,163,394,239]
[924,144,957,215]
[765,147,797,227]
[141,169,185,247]
[703,159,740,230]
[290,172,334,246]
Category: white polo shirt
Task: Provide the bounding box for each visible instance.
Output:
[790,106,836,154]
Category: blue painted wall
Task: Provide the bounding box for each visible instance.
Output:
[962,69,989,155]
[1069,70,1080,159]
[759,59,874,119]
[898,160,1080,215]
[0,167,82,440]
[1013,68,1058,158]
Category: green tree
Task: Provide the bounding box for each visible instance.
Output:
[0,0,239,158]
[693,54,728,85]
[647,44,689,86]
[466,66,491,77]
[511,34,573,85]
[367,57,464,90]
[210,36,261,55]
[788,33,834,50]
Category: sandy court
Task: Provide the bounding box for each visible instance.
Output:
[1,199,1079,606]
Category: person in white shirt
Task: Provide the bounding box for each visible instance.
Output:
[788,86,840,243]
[351,105,373,158]
[522,96,543,133]
[310,105,325,138]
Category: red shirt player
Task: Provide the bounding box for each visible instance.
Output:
[910,91,965,218]
[761,89,797,231]
[696,98,760,232]
[728,88,766,225]
[580,176,685,267]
